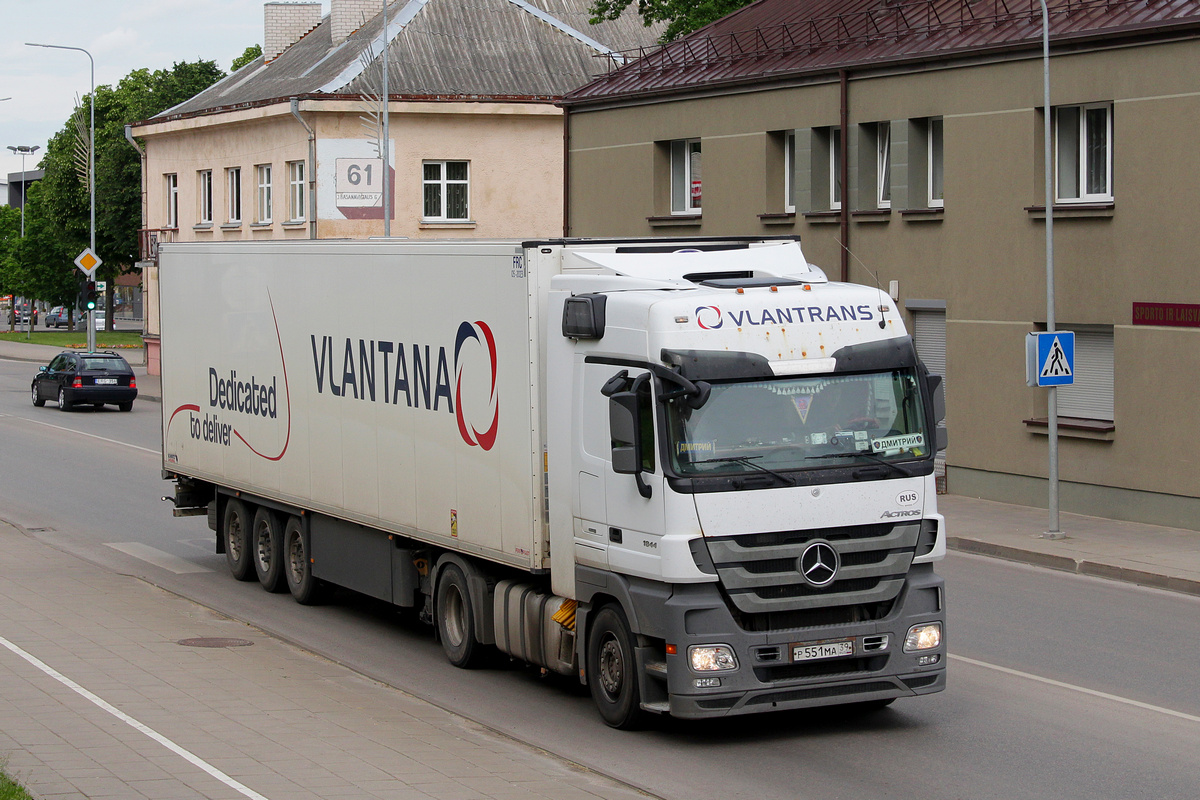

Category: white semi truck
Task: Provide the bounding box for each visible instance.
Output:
[160,237,947,728]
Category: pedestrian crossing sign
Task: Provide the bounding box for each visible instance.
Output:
[1026,331,1075,387]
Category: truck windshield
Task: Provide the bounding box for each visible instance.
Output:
[666,369,929,477]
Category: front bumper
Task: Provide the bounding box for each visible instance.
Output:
[650,565,946,718]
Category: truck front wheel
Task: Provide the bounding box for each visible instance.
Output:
[222,499,255,581]
[436,563,484,668]
[587,605,644,730]
[283,516,323,605]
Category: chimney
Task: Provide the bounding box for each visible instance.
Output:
[264,2,323,62]
[331,0,380,44]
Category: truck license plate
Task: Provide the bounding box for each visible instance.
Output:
[96,378,117,385]
[792,639,854,662]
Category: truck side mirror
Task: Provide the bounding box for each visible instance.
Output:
[609,391,642,475]
[928,374,945,424]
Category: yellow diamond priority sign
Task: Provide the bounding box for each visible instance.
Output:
[75,248,102,277]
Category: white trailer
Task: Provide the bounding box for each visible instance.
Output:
[161,237,947,728]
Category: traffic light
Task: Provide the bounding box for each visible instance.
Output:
[84,281,98,311]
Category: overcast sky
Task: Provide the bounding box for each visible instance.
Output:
[0,0,325,189]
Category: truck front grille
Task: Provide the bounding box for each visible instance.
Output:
[705,521,920,631]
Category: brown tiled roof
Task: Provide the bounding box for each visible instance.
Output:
[562,0,1200,105]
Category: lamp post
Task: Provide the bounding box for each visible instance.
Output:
[28,42,96,351]
[6,144,40,338]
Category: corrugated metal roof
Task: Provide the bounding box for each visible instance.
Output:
[151,0,662,121]
[562,0,1200,105]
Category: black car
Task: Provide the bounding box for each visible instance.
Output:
[32,351,137,412]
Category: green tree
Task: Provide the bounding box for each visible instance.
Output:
[589,0,754,42]
[26,59,224,329]
[232,44,262,72]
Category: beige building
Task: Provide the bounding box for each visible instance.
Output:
[131,0,658,372]
[560,0,1200,530]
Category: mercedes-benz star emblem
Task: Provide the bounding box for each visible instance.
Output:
[798,541,840,587]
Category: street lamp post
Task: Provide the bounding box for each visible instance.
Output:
[27,41,96,352]
[6,144,40,338]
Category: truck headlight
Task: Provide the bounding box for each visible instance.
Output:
[904,623,942,652]
[689,644,738,672]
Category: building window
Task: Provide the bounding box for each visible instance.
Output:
[288,161,306,222]
[877,122,891,209]
[929,118,944,208]
[256,164,273,224]
[1055,103,1112,203]
[1057,328,1114,421]
[226,167,242,224]
[830,127,842,211]
[198,170,213,225]
[671,139,702,214]
[165,174,178,229]
[785,130,796,213]
[422,160,469,221]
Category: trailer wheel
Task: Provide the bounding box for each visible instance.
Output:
[283,516,323,605]
[587,605,644,730]
[435,563,484,668]
[222,499,255,581]
[252,507,285,593]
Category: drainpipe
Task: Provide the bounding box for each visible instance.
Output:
[839,68,850,283]
[123,124,146,238]
[562,106,570,237]
[290,98,318,239]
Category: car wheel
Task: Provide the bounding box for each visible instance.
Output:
[252,507,286,593]
[31,384,45,407]
[587,604,645,730]
[57,387,71,411]
[435,563,487,669]
[284,516,323,605]
[118,402,133,412]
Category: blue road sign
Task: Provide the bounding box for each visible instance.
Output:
[1034,331,1075,387]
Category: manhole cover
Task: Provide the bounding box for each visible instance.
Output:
[176,637,254,648]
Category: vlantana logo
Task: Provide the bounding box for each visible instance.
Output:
[454,321,499,451]
[696,306,723,329]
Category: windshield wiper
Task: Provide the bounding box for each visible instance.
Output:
[692,455,796,486]
[807,451,913,477]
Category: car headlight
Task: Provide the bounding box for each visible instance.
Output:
[688,644,738,672]
[904,623,942,652]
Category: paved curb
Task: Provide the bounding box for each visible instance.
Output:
[948,536,1200,597]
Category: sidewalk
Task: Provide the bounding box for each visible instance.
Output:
[0,520,648,800]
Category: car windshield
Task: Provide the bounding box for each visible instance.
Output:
[666,369,929,477]
[80,357,126,371]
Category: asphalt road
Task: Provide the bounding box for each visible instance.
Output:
[0,356,1197,800]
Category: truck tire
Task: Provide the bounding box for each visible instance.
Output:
[586,604,644,730]
[435,563,484,668]
[222,499,255,581]
[252,507,286,593]
[283,516,323,605]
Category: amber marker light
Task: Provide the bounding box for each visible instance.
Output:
[666,644,678,655]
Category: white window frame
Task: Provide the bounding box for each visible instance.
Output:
[422,160,470,222]
[670,138,702,215]
[287,160,306,222]
[877,122,891,209]
[1055,102,1113,204]
[255,164,273,224]
[226,167,242,224]
[165,173,178,229]
[198,170,213,225]
[784,130,796,213]
[929,117,944,208]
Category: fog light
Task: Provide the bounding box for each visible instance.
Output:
[904,623,942,652]
[694,677,722,688]
[917,654,940,666]
[689,644,739,672]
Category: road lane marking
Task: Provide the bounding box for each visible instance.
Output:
[105,542,212,574]
[950,653,1200,724]
[0,634,272,800]
[0,413,158,454]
